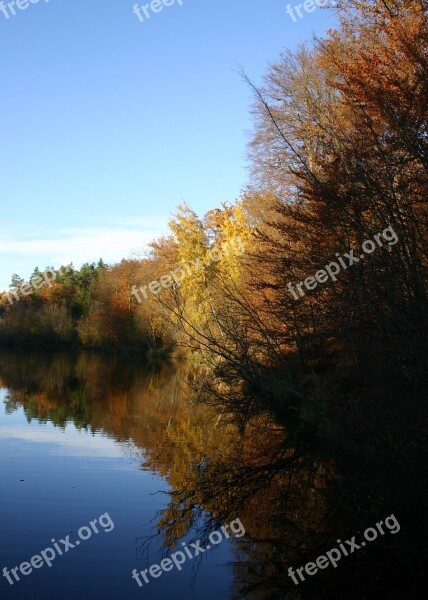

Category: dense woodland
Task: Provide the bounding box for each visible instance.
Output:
[1,0,427,457]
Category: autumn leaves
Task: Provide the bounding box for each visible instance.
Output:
[131,236,245,303]
[287,226,399,300]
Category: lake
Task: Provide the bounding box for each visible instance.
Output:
[0,352,425,599]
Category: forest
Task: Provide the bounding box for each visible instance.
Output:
[1,0,427,461]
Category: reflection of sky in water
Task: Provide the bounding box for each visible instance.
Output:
[0,384,234,600]
[0,389,142,460]
[1,413,138,459]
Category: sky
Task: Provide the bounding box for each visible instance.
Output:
[0,0,337,290]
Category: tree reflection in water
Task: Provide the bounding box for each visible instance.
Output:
[0,351,425,599]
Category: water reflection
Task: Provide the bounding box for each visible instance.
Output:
[0,352,425,599]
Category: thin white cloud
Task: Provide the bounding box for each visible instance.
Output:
[0,217,169,288]
[0,228,160,260]
[95,215,170,229]
[0,218,166,263]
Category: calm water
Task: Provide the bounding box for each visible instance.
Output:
[0,352,426,600]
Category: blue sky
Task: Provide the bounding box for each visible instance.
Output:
[0,0,337,289]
